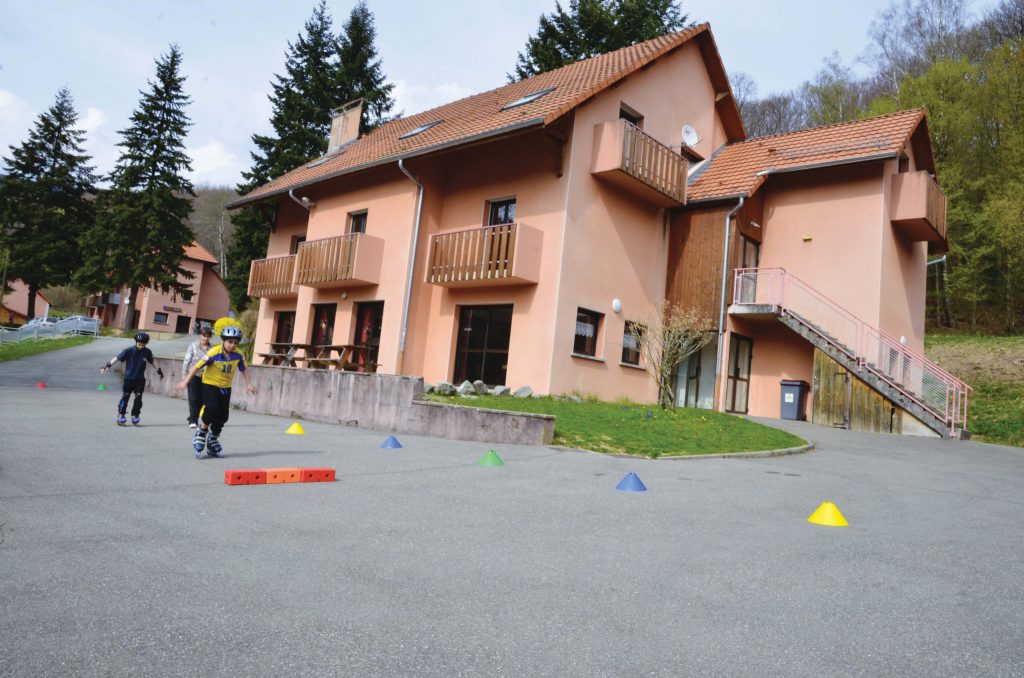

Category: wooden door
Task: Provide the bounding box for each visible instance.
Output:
[812,348,851,428]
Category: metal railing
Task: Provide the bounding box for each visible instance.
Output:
[0,316,100,344]
[733,267,970,434]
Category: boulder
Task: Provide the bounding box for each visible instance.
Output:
[422,382,435,394]
[457,380,476,395]
[491,385,511,396]
[472,380,489,395]
[435,381,456,396]
[513,385,534,398]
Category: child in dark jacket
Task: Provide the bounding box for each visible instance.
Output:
[100,332,163,426]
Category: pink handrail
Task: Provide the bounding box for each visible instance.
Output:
[732,267,971,433]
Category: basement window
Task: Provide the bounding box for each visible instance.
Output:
[399,119,443,140]
[501,87,556,110]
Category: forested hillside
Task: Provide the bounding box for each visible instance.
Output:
[738,0,1024,333]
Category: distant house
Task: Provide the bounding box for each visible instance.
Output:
[87,242,230,333]
[1,280,51,324]
[230,24,967,438]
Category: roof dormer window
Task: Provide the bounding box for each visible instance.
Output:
[399,119,444,140]
[501,87,556,110]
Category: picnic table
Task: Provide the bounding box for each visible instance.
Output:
[309,344,380,372]
[257,342,314,367]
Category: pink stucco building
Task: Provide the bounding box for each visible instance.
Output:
[1,280,51,324]
[231,24,967,438]
[87,242,230,334]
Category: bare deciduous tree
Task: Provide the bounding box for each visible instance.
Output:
[865,0,972,98]
[628,299,714,410]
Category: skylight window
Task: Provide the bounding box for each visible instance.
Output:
[399,119,443,140]
[501,87,556,111]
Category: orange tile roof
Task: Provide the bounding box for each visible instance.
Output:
[230,23,742,208]
[688,109,930,202]
[184,241,219,264]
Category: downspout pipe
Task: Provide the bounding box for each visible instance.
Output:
[714,196,745,411]
[397,157,424,374]
[288,188,314,210]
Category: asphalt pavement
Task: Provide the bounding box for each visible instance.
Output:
[1,339,1023,677]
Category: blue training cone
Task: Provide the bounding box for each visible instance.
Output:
[616,472,647,492]
[381,434,403,449]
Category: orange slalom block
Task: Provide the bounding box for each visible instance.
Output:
[300,468,336,483]
[224,469,268,485]
[265,467,302,484]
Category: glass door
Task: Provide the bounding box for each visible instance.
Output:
[311,304,336,347]
[353,301,384,370]
[454,305,513,386]
[725,334,753,414]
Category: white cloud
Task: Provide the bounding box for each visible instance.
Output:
[187,140,243,187]
[392,80,474,117]
[79,107,107,134]
[0,90,36,154]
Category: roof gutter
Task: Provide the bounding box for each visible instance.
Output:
[227,118,545,210]
[715,196,744,412]
[754,152,897,177]
[396,158,424,375]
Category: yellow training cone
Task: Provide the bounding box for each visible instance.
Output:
[285,422,305,435]
[807,501,848,527]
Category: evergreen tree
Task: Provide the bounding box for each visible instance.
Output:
[226,0,397,310]
[511,0,688,81]
[338,0,397,135]
[0,88,97,319]
[75,46,196,332]
[225,1,344,311]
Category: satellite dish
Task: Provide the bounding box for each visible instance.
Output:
[681,124,700,147]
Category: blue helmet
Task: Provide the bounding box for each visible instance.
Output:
[134,332,150,344]
[221,326,242,340]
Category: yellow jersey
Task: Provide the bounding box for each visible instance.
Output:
[196,345,247,388]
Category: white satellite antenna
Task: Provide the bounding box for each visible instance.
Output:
[681,123,701,148]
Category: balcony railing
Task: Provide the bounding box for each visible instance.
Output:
[890,171,947,253]
[591,119,687,206]
[248,254,297,298]
[86,292,122,307]
[427,222,541,288]
[294,233,383,288]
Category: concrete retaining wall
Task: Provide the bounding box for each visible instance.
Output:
[148,358,554,446]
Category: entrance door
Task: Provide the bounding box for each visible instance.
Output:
[274,311,296,343]
[311,304,336,347]
[684,352,701,408]
[454,305,512,385]
[353,301,384,369]
[175,315,192,334]
[812,348,851,428]
[725,334,753,414]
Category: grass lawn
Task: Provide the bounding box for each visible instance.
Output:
[0,336,95,362]
[925,334,1024,447]
[427,394,806,457]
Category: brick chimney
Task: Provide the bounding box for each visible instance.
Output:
[328,98,363,152]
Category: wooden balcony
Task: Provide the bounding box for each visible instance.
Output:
[591,119,687,207]
[295,233,384,288]
[890,171,948,253]
[426,222,541,288]
[248,254,297,298]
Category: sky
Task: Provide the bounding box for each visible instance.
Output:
[0,0,997,187]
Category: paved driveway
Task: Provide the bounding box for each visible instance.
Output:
[1,341,1022,676]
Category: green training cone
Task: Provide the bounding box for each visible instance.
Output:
[97,384,108,391]
[478,450,504,467]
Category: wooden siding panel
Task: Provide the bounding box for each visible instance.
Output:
[666,207,729,325]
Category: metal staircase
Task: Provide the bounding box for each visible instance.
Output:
[730,267,970,438]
